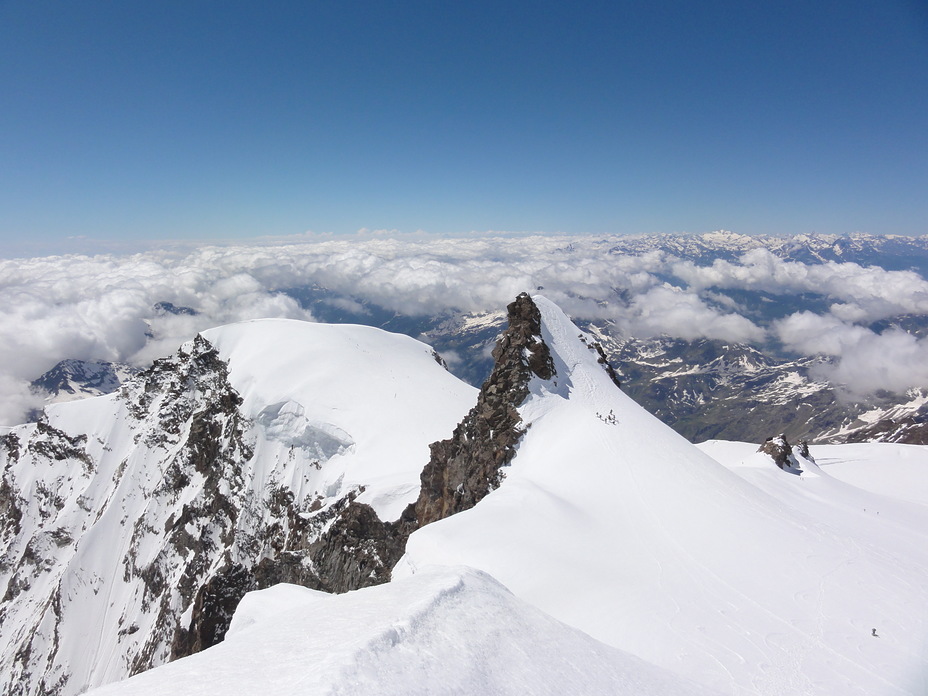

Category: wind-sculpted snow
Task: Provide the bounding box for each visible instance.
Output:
[0,320,476,696]
[397,296,928,696]
[84,567,722,696]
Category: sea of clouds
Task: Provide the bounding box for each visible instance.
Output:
[2,235,928,424]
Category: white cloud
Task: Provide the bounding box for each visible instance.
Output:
[672,248,928,321]
[623,284,766,344]
[0,236,925,424]
[774,311,928,396]
[0,252,314,424]
[0,374,44,426]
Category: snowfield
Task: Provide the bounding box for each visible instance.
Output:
[204,318,478,520]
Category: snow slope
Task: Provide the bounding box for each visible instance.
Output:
[697,440,928,506]
[0,319,476,696]
[205,318,477,520]
[396,296,928,696]
[86,566,720,696]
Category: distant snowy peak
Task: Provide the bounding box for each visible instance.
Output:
[608,230,928,271]
[30,358,137,403]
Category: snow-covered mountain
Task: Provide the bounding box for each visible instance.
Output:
[605,230,928,274]
[0,320,475,695]
[3,294,927,696]
[29,359,138,407]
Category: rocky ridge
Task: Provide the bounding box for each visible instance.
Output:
[415,293,556,526]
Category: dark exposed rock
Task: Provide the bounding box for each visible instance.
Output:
[254,493,417,595]
[415,292,555,527]
[758,434,795,470]
[122,334,245,450]
[252,552,317,589]
[1,433,20,462]
[0,434,25,544]
[577,333,622,389]
[431,350,450,370]
[591,342,622,389]
[27,420,93,471]
[170,495,419,663]
[0,476,23,542]
[172,562,252,659]
[308,501,413,593]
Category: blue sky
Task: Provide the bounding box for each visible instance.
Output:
[1,0,926,253]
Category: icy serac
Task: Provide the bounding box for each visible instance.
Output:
[397,295,928,696]
[0,319,475,696]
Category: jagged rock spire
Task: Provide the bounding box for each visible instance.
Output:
[415,293,555,526]
[758,434,794,469]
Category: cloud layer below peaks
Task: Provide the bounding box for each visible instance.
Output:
[1,236,926,424]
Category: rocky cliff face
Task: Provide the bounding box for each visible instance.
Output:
[0,335,259,694]
[415,293,556,526]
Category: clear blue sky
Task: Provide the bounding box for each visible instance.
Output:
[1,0,926,251]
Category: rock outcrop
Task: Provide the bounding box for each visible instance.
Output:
[758,434,797,469]
[415,292,555,526]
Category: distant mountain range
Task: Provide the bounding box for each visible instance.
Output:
[607,229,928,274]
